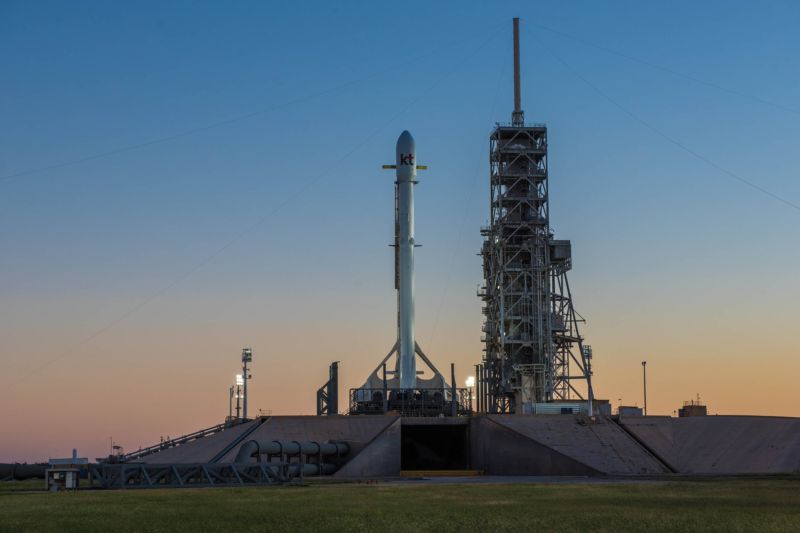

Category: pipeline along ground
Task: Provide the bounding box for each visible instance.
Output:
[1,477,799,532]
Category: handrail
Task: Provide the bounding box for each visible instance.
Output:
[121,421,240,462]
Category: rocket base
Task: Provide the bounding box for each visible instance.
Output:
[350,341,470,417]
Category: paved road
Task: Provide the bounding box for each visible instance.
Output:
[385,475,667,485]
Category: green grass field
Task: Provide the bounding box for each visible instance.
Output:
[1,478,799,532]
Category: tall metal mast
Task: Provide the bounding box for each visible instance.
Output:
[512,17,524,127]
[241,347,252,419]
[479,18,594,414]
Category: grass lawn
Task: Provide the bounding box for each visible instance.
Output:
[1,478,799,532]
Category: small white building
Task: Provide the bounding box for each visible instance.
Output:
[46,449,89,491]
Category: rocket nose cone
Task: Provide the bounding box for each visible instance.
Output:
[395,130,416,178]
[396,130,415,154]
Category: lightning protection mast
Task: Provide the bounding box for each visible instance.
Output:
[479,18,595,415]
[241,347,252,419]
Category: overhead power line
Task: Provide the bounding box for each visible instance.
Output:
[0,23,503,183]
[5,25,504,391]
[535,35,800,214]
[529,22,800,116]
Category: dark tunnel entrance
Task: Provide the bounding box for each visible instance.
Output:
[401,424,469,470]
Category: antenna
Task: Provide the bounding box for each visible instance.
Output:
[512,17,524,126]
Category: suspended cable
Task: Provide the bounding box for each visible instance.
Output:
[6,25,505,391]
[528,23,800,116]
[427,46,508,349]
[536,36,800,214]
[0,23,503,183]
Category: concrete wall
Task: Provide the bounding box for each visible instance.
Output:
[216,415,399,463]
[471,416,600,476]
[620,415,800,474]
[474,415,669,475]
[140,415,401,477]
[138,414,800,477]
[334,418,401,478]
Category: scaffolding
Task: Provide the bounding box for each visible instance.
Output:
[478,18,594,414]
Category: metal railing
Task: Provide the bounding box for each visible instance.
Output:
[119,420,245,463]
[349,388,472,417]
[90,461,303,489]
[494,122,547,128]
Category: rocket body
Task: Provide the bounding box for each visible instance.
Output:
[395,131,417,390]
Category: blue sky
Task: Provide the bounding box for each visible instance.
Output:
[2,1,800,460]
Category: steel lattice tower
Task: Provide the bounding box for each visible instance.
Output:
[478,18,594,414]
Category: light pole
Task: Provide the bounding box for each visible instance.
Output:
[465,376,476,412]
[642,361,648,416]
[235,374,244,419]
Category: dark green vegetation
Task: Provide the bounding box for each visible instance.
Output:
[1,478,799,532]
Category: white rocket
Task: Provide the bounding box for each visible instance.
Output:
[356,131,447,397]
[384,131,426,389]
[384,131,423,388]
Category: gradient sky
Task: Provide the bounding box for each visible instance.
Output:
[2,1,799,462]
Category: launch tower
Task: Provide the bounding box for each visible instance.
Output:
[478,18,595,414]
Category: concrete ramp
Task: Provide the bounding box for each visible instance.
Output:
[616,416,677,470]
[217,415,399,463]
[621,415,800,474]
[471,416,600,476]
[479,415,669,475]
[139,420,260,464]
[140,415,401,477]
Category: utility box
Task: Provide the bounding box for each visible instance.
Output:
[549,240,571,263]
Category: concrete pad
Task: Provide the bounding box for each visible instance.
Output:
[138,413,800,477]
[487,415,669,475]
